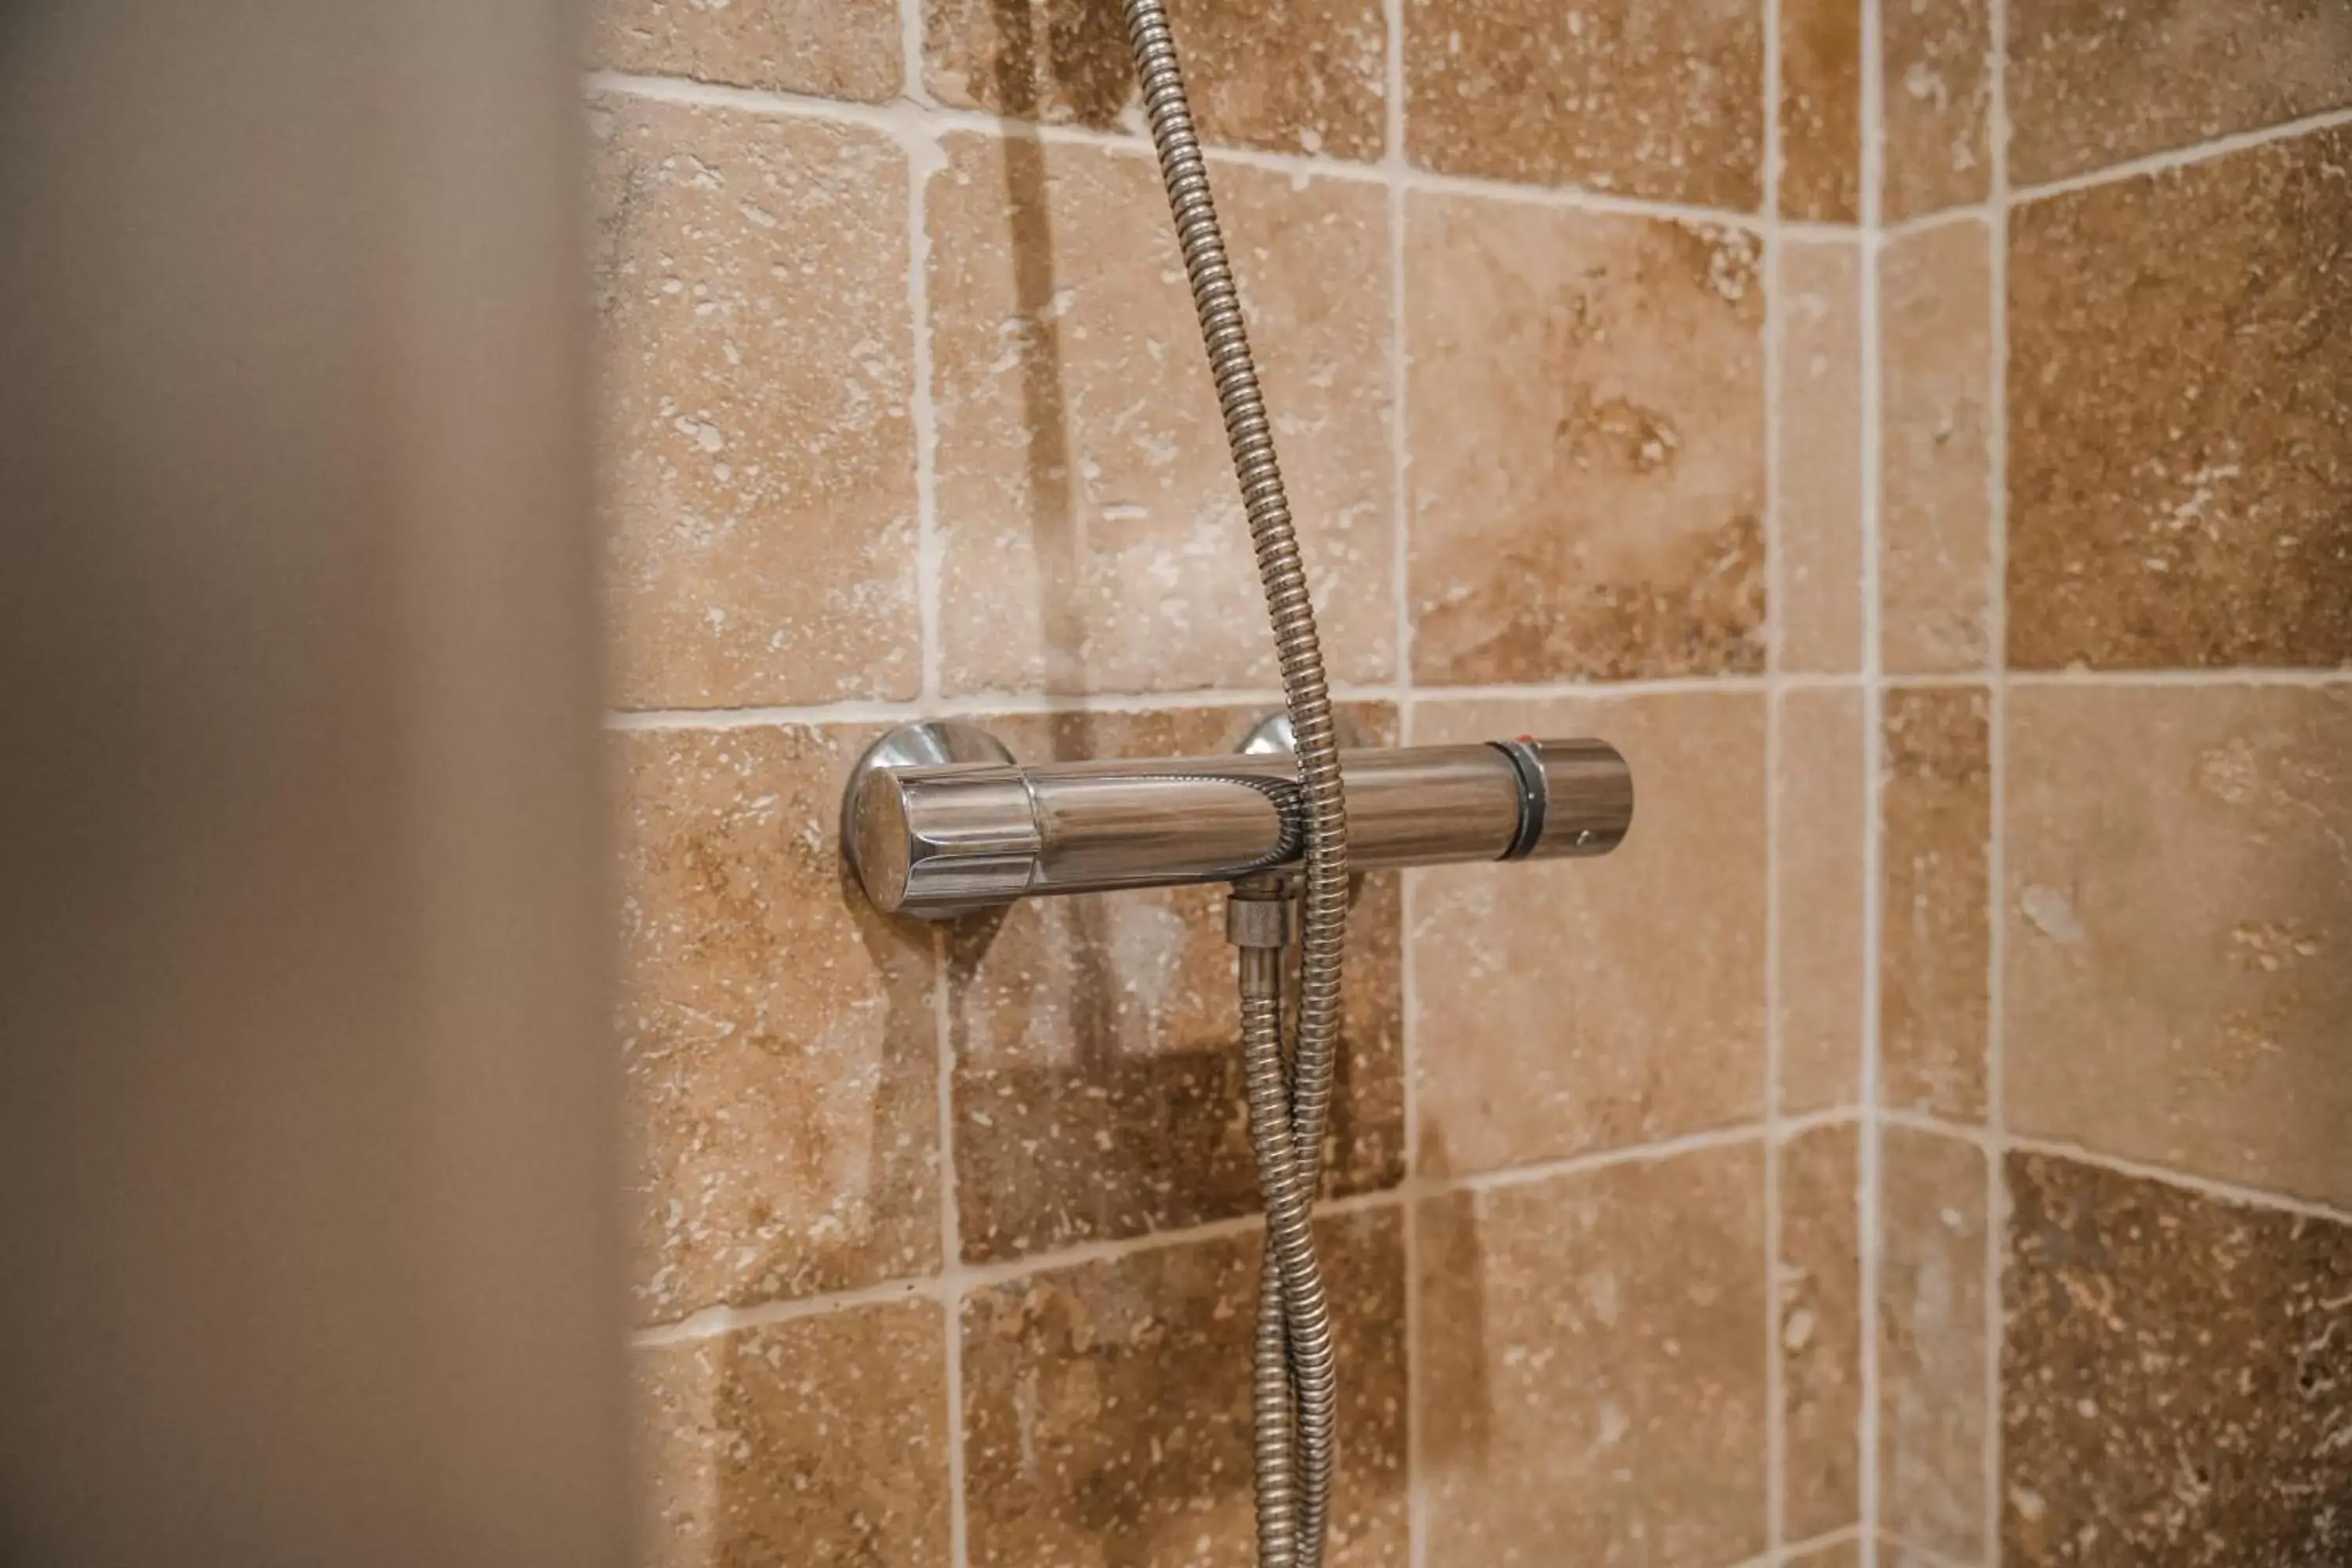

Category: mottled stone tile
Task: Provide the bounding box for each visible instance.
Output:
[1782,0,1863,222]
[946,705,1403,1263]
[1881,219,1992,675]
[635,1301,951,1568]
[2007,129,2352,671]
[1406,194,1766,685]
[2003,1152,2352,1566]
[614,726,939,1324]
[1788,1537,1863,1566]
[2008,0,2352,186]
[1779,239,1864,673]
[1403,0,1766,209]
[592,0,902,100]
[1878,1124,1990,1562]
[592,96,918,710]
[929,132,1392,695]
[922,0,1387,161]
[1414,693,1766,1174]
[1781,1122,1862,1540]
[1418,1143,1770,1564]
[1780,686,1866,1115]
[962,1208,1407,1566]
[1880,687,1991,1122]
[1882,0,1991,220]
[2005,685,2352,1205]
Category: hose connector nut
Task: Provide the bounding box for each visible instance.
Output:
[1225,889,1299,949]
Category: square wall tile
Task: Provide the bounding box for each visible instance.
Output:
[1403,0,1766,210]
[1880,686,1991,1123]
[1778,238,1865,674]
[929,132,1392,695]
[1414,692,1766,1174]
[1787,1542,1862,1567]
[946,705,1404,1264]
[923,0,1388,162]
[1780,1122,1862,1541]
[1417,1144,1770,1563]
[2005,684,2352,1207]
[1781,0,1863,223]
[2007,0,2352,187]
[593,96,919,710]
[1780,686,1867,1115]
[962,1208,1408,1566]
[1880,219,1993,676]
[634,1301,951,1567]
[1878,1124,1989,1563]
[591,0,902,100]
[2008,129,2352,671]
[614,726,939,1325]
[1881,0,1991,220]
[2003,1152,2352,1563]
[1406,193,1766,685]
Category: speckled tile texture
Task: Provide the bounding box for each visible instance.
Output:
[1778,239,1865,674]
[2007,128,2352,671]
[1879,687,1991,1123]
[2003,1152,2352,1565]
[1414,693,1766,1174]
[928,132,1392,695]
[923,0,1388,161]
[592,0,903,100]
[1403,0,1765,209]
[1786,1542,1863,1567]
[1781,0,1862,222]
[1878,1125,1989,1563]
[946,706,1403,1263]
[1780,1123,1862,1539]
[1881,0,1991,220]
[2007,0,2352,186]
[634,1301,952,1566]
[592,96,919,710]
[1417,1143,1770,1564]
[613,726,939,1324]
[1405,193,1766,685]
[1779,686,1866,1114]
[2005,684,2352,1206]
[961,1209,1408,1566]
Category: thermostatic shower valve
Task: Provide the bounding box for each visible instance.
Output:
[841,717,1634,918]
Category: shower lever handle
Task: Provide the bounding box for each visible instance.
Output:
[842,719,1633,919]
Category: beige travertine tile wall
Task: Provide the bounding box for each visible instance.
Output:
[590,0,2352,1563]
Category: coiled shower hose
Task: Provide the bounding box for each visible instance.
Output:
[1120,4,1350,1564]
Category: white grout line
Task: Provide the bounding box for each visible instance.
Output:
[1761,0,1789,1544]
[632,1273,944,1347]
[1443,1109,1859,1197]
[1982,0,2012,1556]
[1766,1523,1870,1565]
[1857,0,1888,1559]
[2003,666,2352,688]
[2011,103,2352,206]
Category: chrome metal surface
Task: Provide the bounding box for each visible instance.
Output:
[844,731,1633,917]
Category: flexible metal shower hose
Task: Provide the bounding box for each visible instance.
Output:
[1119,4,1351,1563]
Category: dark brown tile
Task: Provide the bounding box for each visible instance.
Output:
[1880,687,1990,1123]
[1414,693,1766,1174]
[2008,128,2352,670]
[1780,687,1866,1116]
[592,0,902,100]
[1882,0,1991,220]
[1782,0,1863,222]
[592,95,920,710]
[1881,220,1993,675]
[614,726,940,1325]
[928,132,1393,696]
[2008,0,2352,186]
[1406,192,1766,685]
[634,1301,952,1567]
[1403,0,1766,209]
[2003,1152,2352,1565]
[2005,685,2352,1207]
[1781,1123,1862,1540]
[923,0,1388,162]
[961,1208,1408,1566]
[1879,1125,1990,1562]
[947,706,1404,1263]
[1418,1144,1770,1563]
[1779,238,1866,674]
